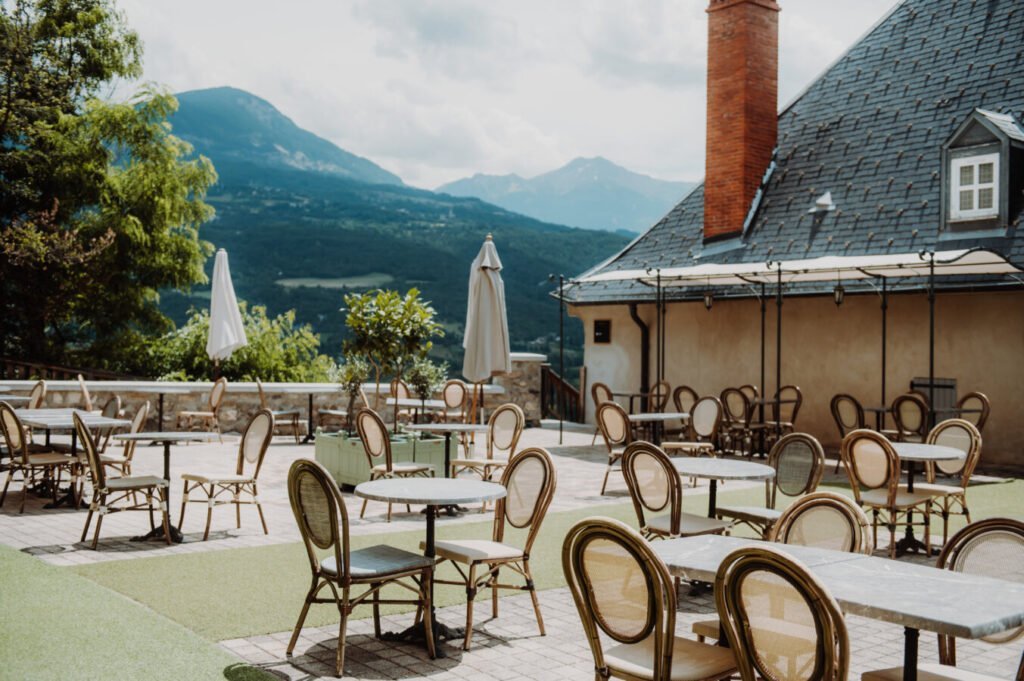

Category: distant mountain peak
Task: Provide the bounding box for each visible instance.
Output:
[437,158,694,233]
[169,87,403,187]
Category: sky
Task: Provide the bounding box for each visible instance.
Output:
[114,0,901,190]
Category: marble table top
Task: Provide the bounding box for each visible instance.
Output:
[670,457,775,481]
[629,412,689,422]
[654,535,1024,640]
[355,478,506,506]
[386,398,447,409]
[18,409,130,429]
[404,423,489,435]
[892,442,966,463]
[114,432,220,443]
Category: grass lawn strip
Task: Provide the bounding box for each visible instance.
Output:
[0,544,273,681]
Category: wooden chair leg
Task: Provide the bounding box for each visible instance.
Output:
[335,588,350,677]
[464,564,477,650]
[81,504,95,542]
[91,494,106,550]
[254,484,268,534]
[159,487,172,545]
[421,569,436,659]
[0,467,13,508]
[286,584,317,658]
[372,584,382,638]
[600,465,612,495]
[235,484,242,529]
[524,559,545,635]
[178,481,189,527]
[203,485,214,541]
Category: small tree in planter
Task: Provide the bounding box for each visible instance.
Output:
[336,355,370,436]
[342,288,444,417]
[407,358,448,426]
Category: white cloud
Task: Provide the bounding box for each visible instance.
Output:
[114,0,900,188]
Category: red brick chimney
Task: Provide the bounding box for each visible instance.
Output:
[704,0,780,242]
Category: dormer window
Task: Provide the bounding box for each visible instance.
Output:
[940,109,1024,236]
[950,153,998,220]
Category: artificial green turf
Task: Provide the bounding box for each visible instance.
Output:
[0,544,275,681]
[72,478,1022,643]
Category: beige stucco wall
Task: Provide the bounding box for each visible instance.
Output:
[571,289,1024,471]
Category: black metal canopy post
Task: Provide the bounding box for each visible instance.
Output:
[927,253,936,428]
[760,282,766,428]
[774,264,783,440]
[881,277,888,427]
[548,273,565,444]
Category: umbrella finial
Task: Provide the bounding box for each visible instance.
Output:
[486,233,493,241]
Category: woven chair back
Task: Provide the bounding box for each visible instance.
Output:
[442,380,467,410]
[830,394,864,438]
[622,442,682,535]
[927,419,981,482]
[591,381,613,408]
[237,408,274,478]
[938,518,1024,646]
[489,403,524,460]
[356,409,392,471]
[121,401,150,462]
[672,385,699,415]
[769,433,825,499]
[390,378,411,400]
[690,396,722,440]
[721,388,751,427]
[288,459,347,580]
[0,402,27,460]
[94,395,123,450]
[956,391,990,432]
[715,545,849,681]
[495,448,556,555]
[597,402,632,450]
[770,491,872,554]
[772,385,802,424]
[892,393,927,438]
[739,384,759,403]
[256,379,270,409]
[209,377,228,412]
[563,518,674,667]
[100,396,121,419]
[840,430,899,504]
[73,412,106,490]
[649,381,670,412]
[77,374,94,412]
[28,380,46,409]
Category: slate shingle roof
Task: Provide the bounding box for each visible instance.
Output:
[567,0,1024,304]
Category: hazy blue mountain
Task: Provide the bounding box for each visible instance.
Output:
[170,87,403,186]
[437,157,695,233]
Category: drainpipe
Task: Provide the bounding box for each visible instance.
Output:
[629,303,650,412]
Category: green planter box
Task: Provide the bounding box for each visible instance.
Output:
[314,431,447,487]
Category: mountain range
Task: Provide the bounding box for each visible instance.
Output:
[438,157,694,233]
[164,87,631,365]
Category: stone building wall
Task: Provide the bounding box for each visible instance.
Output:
[494,353,547,426]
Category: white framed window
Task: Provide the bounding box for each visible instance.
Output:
[950,153,999,220]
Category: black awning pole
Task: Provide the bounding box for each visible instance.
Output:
[760,282,766,427]
[775,265,783,440]
[881,277,888,428]
[928,254,936,427]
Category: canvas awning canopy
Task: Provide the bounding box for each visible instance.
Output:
[576,248,1023,288]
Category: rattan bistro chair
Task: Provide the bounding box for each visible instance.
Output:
[176,377,228,443]
[829,394,865,473]
[841,429,933,559]
[694,491,871,645]
[100,401,149,477]
[864,518,1024,681]
[285,459,435,676]
[450,403,525,483]
[891,393,928,443]
[956,391,990,433]
[649,380,671,413]
[597,401,634,495]
[356,409,433,521]
[591,381,615,444]
[663,395,722,459]
[0,402,73,513]
[913,419,982,544]
[715,545,850,681]
[74,412,172,550]
[762,385,803,448]
[622,441,730,540]
[716,433,825,539]
[179,409,274,541]
[440,379,468,423]
[563,517,737,681]
[672,385,699,416]
[431,447,556,650]
[27,379,46,409]
[257,379,302,443]
[720,388,753,456]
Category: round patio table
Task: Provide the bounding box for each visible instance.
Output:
[354,478,506,657]
[891,441,965,556]
[628,411,689,445]
[113,431,220,543]
[671,457,775,518]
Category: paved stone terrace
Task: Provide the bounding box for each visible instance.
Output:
[1,426,1021,679]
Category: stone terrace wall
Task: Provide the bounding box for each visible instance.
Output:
[494,353,547,427]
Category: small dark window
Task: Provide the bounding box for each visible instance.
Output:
[593,320,611,344]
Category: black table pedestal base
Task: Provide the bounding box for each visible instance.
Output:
[131,523,183,544]
[380,621,463,658]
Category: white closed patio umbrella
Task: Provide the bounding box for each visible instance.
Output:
[463,234,511,424]
[206,248,247,367]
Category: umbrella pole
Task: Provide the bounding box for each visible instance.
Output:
[881,277,888,428]
[469,382,481,444]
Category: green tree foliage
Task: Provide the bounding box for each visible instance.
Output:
[335,355,370,435]
[406,357,448,401]
[147,304,336,382]
[0,0,216,369]
[342,288,443,408]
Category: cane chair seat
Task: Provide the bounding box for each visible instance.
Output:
[107,475,168,491]
[372,461,431,476]
[100,452,128,466]
[179,409,274,540]
[23,451,74,466]
[604,635,738,681]
[646,513,730,537]
[911,482,965,496]
[177,409,215,419]
[431,539,524,563]
[714,505,783,526]
[859,487,934,509]
[320,545,435,579]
